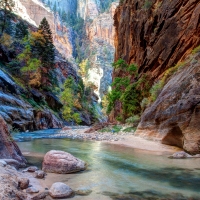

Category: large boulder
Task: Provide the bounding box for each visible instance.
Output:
[0,115,26,165]
[49,182,73,198]
[42,150,86,174]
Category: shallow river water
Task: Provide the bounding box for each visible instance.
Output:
[13,129,200,200]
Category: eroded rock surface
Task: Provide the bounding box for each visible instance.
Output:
[42,150,86,174]
[136,53,200,154]
[112,0,200,119]
[0,115,26,164]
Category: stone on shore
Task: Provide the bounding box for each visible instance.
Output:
[35,170,46,179]
[18,177,29,189]
[49,182,73,198]
[26,186,39,194]
[42,150,86,174]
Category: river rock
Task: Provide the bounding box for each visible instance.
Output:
[26,186,39,194]
[170,151,200,159]
[42,150,86,174]
[27,166,38,172]
[18,177,29,190]
[35,170,46,179]
[49,182,73,198]
[31,191,49,200]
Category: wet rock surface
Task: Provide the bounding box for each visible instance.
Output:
[42,150,86,174]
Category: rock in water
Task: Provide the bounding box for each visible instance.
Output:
[0,115,26,165]
[49,182,73,198]
[35,170,46,179]
[42,150,86,173]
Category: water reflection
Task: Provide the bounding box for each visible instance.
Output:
[15,132,200,199]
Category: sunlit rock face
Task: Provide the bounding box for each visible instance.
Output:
[86,2,118,46]
[86,2,118,100]
[14,0,73,59]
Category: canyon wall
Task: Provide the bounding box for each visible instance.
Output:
[113,0,200,153]
[86,2,118,99]
[114,0,200,78]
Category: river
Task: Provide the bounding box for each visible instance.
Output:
[13,129,200,200]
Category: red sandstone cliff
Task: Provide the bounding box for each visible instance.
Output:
[113,0,200,153]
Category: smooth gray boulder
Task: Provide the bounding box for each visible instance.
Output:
[49,182,73,198]
[42,150,86,174]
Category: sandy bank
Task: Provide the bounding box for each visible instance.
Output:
[104,135,182,154]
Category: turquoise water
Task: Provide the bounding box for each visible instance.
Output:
[14,130,200,200]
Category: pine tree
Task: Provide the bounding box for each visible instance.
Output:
[0,0,15,36]
[15,21,28,39]
[37,17,55,88]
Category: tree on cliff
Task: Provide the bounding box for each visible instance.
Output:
[35,17,56,88]
[61,77,82,124]
[15,21,29,39]
[0,0,15,36]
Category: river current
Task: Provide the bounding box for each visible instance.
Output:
[13,129,200,200]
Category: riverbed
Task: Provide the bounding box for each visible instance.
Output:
[13,129,200,200]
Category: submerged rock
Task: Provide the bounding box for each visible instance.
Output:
[26,186,39,194]
[170,151,200,159]
[42,150,86,174]
[49,182,73,198]
[75,189,92,196]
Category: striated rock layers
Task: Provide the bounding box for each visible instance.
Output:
[85,2,118,100]
[136,53,200,154]
[114,0,200,78]
[113,0,200,153]
[0,115,26,164]
[0,69,63,131]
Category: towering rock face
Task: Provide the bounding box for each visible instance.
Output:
[114,0,200,78]
[113,0,200,153]
[0,115,26,164]
[14,0,73,58]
